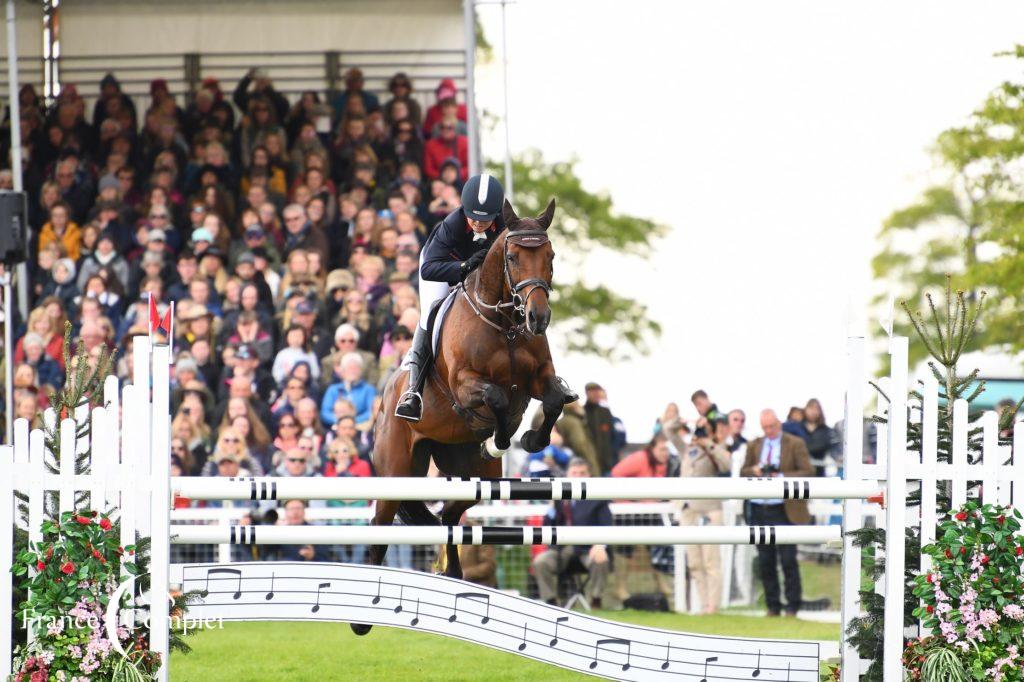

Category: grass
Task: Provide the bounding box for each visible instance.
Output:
[172,606,840,681]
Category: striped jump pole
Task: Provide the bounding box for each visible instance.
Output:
[169,524,842,547]
[171,476,881,502]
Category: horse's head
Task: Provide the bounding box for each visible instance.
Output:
[498,198,556,335]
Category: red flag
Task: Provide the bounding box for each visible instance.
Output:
[148,294,160,334]
[159,306,172,335]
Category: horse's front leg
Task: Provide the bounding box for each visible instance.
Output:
[456,371,512,451]
[521,369,569,453]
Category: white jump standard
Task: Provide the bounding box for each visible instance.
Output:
[170,524,842,547]
[172,475,881,502]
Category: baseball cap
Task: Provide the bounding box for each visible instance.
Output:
[436,78,457,100]
[244,225,265,239]
[191,227,214,244]
[326,269,355,293]
[148,229,167,242]
[235,344,255,361]
[236,251,256,266]
[295,300,315,315]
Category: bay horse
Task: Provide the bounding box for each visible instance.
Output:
[351,199,574,635]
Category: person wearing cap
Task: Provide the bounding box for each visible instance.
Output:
[330,67,381,122]
[384,72,422,126]
[93,72,137,131]
[394,173,505,421]
[423,78,467,139]
[423,117,468,181]
[232,221,281,268]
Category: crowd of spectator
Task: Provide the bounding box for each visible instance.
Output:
[2,65,857,614]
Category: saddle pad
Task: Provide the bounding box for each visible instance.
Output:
[430,287,459,356]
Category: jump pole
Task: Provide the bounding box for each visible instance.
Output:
[172,476,881,502]
[169,524,842,547]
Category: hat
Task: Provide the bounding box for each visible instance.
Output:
[326,269,355,293]
[236,251,256,266]
[391,325,413,341]
[175,357,199,376]
[202,247,227,264]
[54,257,77,280]
[244,224,265,239]
[235,344,256,361]
[215,451,239,465]
[388,271,409,284]
[191,227,214,244]
[440,157,462,174]
[142,251,164,266]
[436,78,457,100]
[150,78,169,95]
[100,72,118,90]
[148,229,166,242]
[584,382,603,392]
[295,300,315,315]
[98,175,120,193]
[183,304,211,321]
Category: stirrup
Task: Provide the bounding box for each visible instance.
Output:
[554,376,579,405]
[395,390,423,421]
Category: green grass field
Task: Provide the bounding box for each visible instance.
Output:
[170,561,842,681]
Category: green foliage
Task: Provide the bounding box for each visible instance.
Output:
[489,150,667,359]
[908,503,1024,680]
[873,45,1024,364]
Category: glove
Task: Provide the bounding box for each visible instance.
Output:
[460,249,488,280]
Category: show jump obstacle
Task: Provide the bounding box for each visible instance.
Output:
[3,334,1024,681]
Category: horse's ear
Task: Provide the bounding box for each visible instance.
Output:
[536,198,556,231]
[502,198,519,226]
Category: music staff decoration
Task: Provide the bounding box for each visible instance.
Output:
[176,562,820,681]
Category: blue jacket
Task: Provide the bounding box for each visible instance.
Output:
[320,379,377,425]
[544,499,613,557]
[420,207,506,285]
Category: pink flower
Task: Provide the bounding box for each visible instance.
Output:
[978,608,999,627]
[1004,604,1024,621]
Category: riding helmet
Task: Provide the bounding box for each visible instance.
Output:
[461,173,505,221]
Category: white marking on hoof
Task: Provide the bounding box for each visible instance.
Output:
[483,436,507,460]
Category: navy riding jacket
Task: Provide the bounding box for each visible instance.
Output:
[420,207,506,285]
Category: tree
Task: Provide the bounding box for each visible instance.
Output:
[489,149,666,359]
[872,45,1024,364]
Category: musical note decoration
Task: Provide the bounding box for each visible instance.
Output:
[175,562,824,681]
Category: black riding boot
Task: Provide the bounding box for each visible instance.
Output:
[395,327,432,421]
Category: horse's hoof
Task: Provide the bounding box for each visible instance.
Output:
[482,436,508,460]
[521,430,549,453]
[350,623,373,636]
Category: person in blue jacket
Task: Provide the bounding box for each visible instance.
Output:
[394,173,506,421]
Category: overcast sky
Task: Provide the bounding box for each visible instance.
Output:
[476,1,1024,440]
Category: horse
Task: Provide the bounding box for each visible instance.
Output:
[350,199,575,635]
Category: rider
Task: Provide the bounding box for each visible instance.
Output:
[395,173,506,421]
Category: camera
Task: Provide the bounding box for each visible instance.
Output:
[761,463,780,477]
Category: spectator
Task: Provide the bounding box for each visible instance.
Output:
[612,432,671,481]
[320,352,377,427]
[38,201,81,260]
[532,457,611,608]
[203,427,264,477]
[322,436,371,477]
[423,121,467,180]
[583,382,617,475]
[282,203,330,265]
[383,72,422,127]
[459,516,497,588]
[523,426,571,477]
[782,406,809,440]
[690,389,722,438]
[331,68,381,120]
[275,446,318,478]
[274,499,324,562]
[272,324,320,385]
[803,398,833,476]
[422,78,467,138]
[674,419,733,614]
[727,408,748,453]
[740,409,813,617]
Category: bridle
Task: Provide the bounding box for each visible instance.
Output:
[461,229,552,340]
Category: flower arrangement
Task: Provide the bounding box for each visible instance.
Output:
[909,502,1024,681]
[10,510,161,681]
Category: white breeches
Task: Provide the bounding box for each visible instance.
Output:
[418,250,452,331]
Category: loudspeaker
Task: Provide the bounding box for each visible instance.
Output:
[0,190,28,265]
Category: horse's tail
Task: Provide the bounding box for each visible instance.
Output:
[396,501,440,527]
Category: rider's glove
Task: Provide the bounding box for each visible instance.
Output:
[460,249,488,281]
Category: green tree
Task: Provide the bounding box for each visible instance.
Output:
[489,149,666,359]
[873,45,1024,364]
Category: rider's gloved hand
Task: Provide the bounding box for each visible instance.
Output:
[460,249,488,281]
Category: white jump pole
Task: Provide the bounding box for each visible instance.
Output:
[149,344,171,682]
[883,336,909,681]
[172,476,881,502]
[169,524,842,547]
[840,335,865,682]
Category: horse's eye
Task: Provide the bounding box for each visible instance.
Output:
[507,254,515,262]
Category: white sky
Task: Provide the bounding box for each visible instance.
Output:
[475,1,1024,440]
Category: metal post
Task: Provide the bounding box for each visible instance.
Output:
[463,0,479,175]
[7,0,27,320]
[2,275,10,444]
[500,0,513,198]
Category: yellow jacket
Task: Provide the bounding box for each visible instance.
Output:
[38,221,83,261]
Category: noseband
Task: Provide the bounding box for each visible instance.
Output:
[462,229,552,340]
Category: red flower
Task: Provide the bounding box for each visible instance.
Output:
[45,547,53,560]
[35,561,45,571]
[999,515,1006,525]
[955,511,968,521]
[1017,546,1023,557]
[74,515,92,525]
[60,562,74,575]
[944,549,953,559]
[960,547,966,555]
[926,574,934,583]
[926,605,934,613]
[982,555,990,565]
[99,518,112,531]
[129,549,135,555]
[117,546,124,555]
[994,577,1000,584]
[92,550,102,560]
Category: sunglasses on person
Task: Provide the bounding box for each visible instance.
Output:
[222,437,240,443]
[287,383,304,390]
[287,457,306,463]
[280,421,298,428]
[149,213,168,220]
